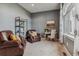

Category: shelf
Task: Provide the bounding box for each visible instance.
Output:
[15,17,25,37]
[15,26,24,28]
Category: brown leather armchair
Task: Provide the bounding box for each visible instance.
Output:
[26,29,41,43]
[0,30,26,56]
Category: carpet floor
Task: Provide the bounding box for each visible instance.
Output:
[23,39,61,56]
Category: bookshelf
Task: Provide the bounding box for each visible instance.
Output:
[15,17,25,37]
[44,20,56,38]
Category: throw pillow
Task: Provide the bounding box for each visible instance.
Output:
[9,34,21,45]
[9,34,17,41]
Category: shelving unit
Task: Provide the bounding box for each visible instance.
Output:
[44,20,56,38]
[15,17,25,37]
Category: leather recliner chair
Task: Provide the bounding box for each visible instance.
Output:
[0,30,26,56]
[26,29,41,43]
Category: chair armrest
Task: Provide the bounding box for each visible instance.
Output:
[19,36,26,47]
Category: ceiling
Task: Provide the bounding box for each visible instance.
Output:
[19,3,60,13]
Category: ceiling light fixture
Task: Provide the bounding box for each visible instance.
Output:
[32,4,35,6]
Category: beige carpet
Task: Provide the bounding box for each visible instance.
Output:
[23,39,60,56]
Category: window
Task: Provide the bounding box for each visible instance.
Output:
[63,7,75,36]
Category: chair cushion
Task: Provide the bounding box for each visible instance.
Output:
[0,41,19,48]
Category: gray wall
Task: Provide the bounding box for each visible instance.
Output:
[0,3,31,33]
[0,3,59,38]
[31,10,59,37]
